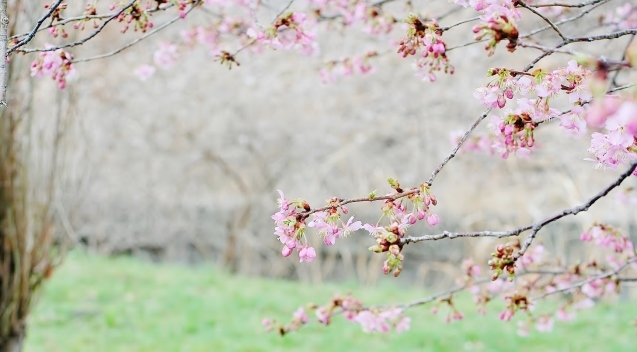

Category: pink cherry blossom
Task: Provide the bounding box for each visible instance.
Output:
[299,246,317,262]
[133,65,156,81]
[535,315,554,333]
[154,43,179,69]
[293,307,309,324]
[556,307,576,321]
[426,213,440,227]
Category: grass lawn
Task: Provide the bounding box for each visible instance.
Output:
[24,252,637,352]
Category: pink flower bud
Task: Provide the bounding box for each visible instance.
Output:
[382,260,390,275]
[282,245,293,257]
[505,88,514,99]
[426,213,440,227]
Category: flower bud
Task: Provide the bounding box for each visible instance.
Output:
[382,260,391,275]
[426,213,440,227]
[393,265,403,277]
[282,245,293,257]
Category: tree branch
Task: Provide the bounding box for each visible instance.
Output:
[0,0,8,106]
[7,0,63,53]
[73,1,201,63]
[404,160,637,246]
[11,0,137,54]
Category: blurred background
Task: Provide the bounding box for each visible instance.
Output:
[5,0,637,351]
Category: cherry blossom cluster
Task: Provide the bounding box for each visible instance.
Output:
[272,180,439,277]
[367,182,440,277]
[264,293,410,335]
[470,62,593,157]
[616,187,637,205]
[72,3,100,31]
[475,62,592,111]
[580,223,635,258]
[452,0,521,21]
[13,0,637,342]
[318,51,377,83]
[268,228,636,337]
[602,3,637,31]
[466,235,634,335]
[397,15,452,82]
[114,0,156,33]
[585,95,637,173]
[45,2,69,38]
[247,12,319,56]
[272,190,318,263]
[450,0,521,55]
[29,46,76,89]
[308,0,396,35]
[529,0,571,20]
[181,17,251,56]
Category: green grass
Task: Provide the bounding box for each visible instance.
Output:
[24,252,637,352]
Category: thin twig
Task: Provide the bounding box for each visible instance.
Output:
[73,1,201,63]
[425,108,491,186]
[528,0,605,8]
[12,0,137,54]
[404,160,637,246]
[8,0,63,53]
[531,257,637,301]
[518,1,567,40]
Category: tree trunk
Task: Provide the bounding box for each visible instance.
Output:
[0,328,25,352]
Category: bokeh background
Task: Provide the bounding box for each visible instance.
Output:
[13,0,637,350]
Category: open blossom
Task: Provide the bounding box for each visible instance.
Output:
[316,306,330,325]
[354,308,409,333]
[518,245,544,268]
[535,315,554,333]
[298,245,317,262]
[498,308,514,322]
[556,307,576,322]
[398,15,453,82]
[293,307,309,324]
[559,106,587,137]
[247,12,319,56]
[604,3,637,30]
[580,224,635,253]
[462,259,481,278]
[133,65,156,81]
[581,279,608,298]
[154,43,179,69]
[30,45,76,89]
[517,321,529,337]
[320,53,377,83]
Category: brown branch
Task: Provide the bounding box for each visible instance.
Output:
[426,109,491,186]
[7,0,63,53]
[518,1,567,40]
[73,1,202,63]
[11,0,137,54]
[531,257,637,301]
[10,3,176,41]
[565,28,637,44]
[404,160,637,246]
[514,160,637,259]
[0,0,7,106]
[528,0,605,8]
[521,0,610,39]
